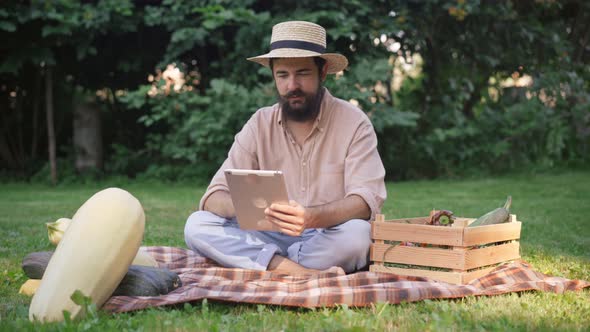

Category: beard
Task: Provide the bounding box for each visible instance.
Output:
[278,86,324,123]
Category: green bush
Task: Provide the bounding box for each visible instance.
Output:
[117,59,589,182]
[378,67,590,180]
[120,78,275,180]
[6,1,588,183]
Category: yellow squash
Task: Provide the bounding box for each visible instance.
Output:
[19,279,41,296]
[46,218,72,245]
[29,188,145,322]
[132,247,158,268]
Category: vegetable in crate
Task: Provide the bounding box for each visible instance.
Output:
[428,209,455,226]
[402,209,455,247]
[468,196,512,227]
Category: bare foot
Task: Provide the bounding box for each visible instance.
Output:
[292,266,345,277]
[323,266,346,276]
[267,255,345,277]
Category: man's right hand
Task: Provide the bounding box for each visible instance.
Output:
[264,200,312,236]
[202,191,235,218]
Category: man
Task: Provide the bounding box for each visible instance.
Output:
[184,21,386,275]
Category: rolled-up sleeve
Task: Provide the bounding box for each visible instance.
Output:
[343,120,387,221]
[198,115,260,210]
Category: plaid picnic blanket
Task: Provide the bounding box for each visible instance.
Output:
[103,246,590,313]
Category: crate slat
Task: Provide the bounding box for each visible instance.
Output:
[369,263,505,285]
[369,265,463,284]
[452,218,473,227]
[383,217,431,224]
[372,214,386,266]
[463,221,521,246]
[371,243,466,269]
[464,242,520,270]
[371,222,464,246]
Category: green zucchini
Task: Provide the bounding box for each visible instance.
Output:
[22,251,181,296]
[112,265,182,297]
[468,196,512,227]
[22,251,54,279]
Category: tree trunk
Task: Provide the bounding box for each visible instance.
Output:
[461,78,486,120]
[424,35,438,98]
[73,96,103,173]
[31,70,42,159]
[45,67,57,185]
[0,98,18,169]
[15,80,25,170]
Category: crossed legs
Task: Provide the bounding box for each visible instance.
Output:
[184,211,371,275]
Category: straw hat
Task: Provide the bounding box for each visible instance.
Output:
[247,21,348,74]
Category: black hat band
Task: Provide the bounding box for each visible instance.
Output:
[270,40,326,54]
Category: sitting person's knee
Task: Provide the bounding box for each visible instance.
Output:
[184,210,221,241]
[337,219,372,255]
[185,210,226,227]
[187,210,214,222]
[316,219,371,271]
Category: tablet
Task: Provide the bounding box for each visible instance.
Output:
[224,169,290,230]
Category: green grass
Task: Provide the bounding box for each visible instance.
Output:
[1,171,589,331]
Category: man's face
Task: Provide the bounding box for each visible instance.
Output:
[273,57,327,122]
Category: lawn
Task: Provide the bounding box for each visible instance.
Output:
[1,171,589,331]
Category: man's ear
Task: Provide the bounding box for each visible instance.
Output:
[320,63,328,82]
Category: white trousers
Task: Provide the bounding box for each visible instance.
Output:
[184,211,371,273]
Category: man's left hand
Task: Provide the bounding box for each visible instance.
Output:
[264,200,313,236]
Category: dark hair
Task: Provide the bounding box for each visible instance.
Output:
[269,57,326,74]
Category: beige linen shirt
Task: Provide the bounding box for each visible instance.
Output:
[199,88,387,221]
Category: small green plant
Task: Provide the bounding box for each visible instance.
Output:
[70,290,98,320]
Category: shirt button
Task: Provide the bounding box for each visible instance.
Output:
[302,161,306,166]
[301,187,306,192]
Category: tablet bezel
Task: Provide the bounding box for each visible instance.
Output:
[224,169,289,230]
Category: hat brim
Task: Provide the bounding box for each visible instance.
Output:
[247,48,348,74]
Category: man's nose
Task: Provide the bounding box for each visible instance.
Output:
[286,76,301,91]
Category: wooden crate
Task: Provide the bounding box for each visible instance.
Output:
[369,214,521,285]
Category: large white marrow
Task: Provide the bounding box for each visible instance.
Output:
[29,188,145,322]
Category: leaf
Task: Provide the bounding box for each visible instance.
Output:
[170,27,207,44]
[192,4,224,15]
[42,25,73,37]
[144,6,165,26]
[0,47,55,74]
[201,298,209,316]
[70,289,91,306]
[0,57,25,74]
[0,21,16,32]
[76,45,97,60]
[202,19,220,30]
[70,289,98,319]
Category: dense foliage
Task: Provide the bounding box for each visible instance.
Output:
[1,0,589,182]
